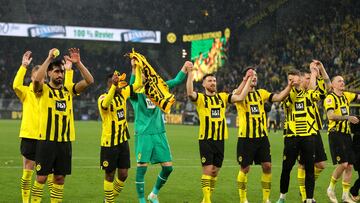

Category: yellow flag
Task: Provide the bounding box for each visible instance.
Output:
[128,49,175,113]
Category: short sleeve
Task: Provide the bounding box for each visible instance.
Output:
[258,89,271,102]
[121,85,132,100]
[344,92,357,103]
[64,83,78,96]
[324,95,336,112]
[193,93,203,106]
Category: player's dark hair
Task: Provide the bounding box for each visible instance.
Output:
[242,66,256,76]
[48,60,64,71]
[287,69,300,76]
[202,73,215,81]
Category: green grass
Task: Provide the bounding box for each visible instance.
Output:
[0,119,352,202]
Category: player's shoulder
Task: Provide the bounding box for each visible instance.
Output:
[98,93,107,101]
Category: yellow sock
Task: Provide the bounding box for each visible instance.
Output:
[104,180,115,203]
[210,176,217,194]
[237,171,247,203]
[113,177,125,197]
[329,176,338,190]
[343,181,351,193]
[314,167,323,181]
[201,174,212,203]
[21,169,33,203]
[47,173,54,193]
[31,181,44,203]
[261,172,271,202]
[297,168,306,201]
[50,183,64,203]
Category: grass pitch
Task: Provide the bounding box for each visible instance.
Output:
[0,119,352,202]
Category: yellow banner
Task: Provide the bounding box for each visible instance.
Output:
[182,31,222,42]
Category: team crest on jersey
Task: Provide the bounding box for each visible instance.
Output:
[56,100,67,111]
[238,156,243,162]
[36,164,41,171]
[211,108,220,118]
[117,109,125,120]
[137,153,142,161]
[283,156,287,160]
[102,161,109,167]
[201,157,206,163]
[250,105,260,115]
[340,106,348,116]
[295,102,304,111]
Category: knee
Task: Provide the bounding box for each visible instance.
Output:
[36,175,48,184]
[118,170,128,181]
[341,162,349,169]
[241,166,250,174]
[315,162,326,170]
[53,175,65,185]
[262,163,272,173]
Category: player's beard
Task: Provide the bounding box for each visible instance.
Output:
[206,85,216,93]
[52,77,63,86]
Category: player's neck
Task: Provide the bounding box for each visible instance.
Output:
[334,89,343,96]
[49,81,63,90]
[205,90,216,96]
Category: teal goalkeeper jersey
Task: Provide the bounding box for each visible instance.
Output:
[129,70,186,135]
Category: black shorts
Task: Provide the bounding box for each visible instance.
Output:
[299,131,327,164]
[237,136,271,167]
[20,138,37,161]
[100,141,130,173]
[328,131,354,165]
[35,140,72,176]
[283,136,315,167]
[199,139,224,168]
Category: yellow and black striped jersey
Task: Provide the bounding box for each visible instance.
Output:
[283,88,321,137]
[38,83,77,142]
[313,78,328,131]
[324,91,357,134]
[12,66,40,139]
[235,89,272,138]
[98,85,133,147]
[13,66,74,140]
[192,92,231,140]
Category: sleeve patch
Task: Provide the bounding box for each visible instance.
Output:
[326,97,332,104]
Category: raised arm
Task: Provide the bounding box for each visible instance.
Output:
[64,48,94,94]
[233,69,252,95]
[308,62,319,90]
[166,61,192,89]
[231,75,252,103]
[64,58,74,86]
[314,60,332,92]
[34,48,58,94]
[186,69,197,100]
[13,51,32,100]
[101,74,118,108]
[131,59,143,91]
[271,78,293,102]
